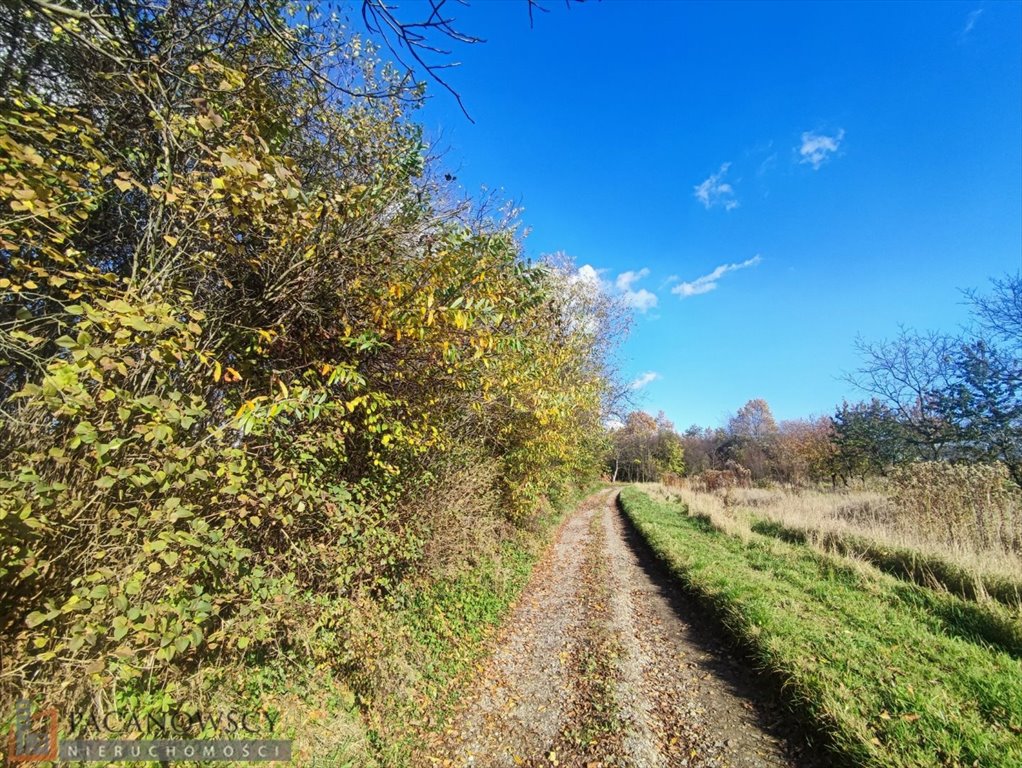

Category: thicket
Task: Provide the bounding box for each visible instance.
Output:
[0,0,617,747]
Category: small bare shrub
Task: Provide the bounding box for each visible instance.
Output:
[695,461,752,493]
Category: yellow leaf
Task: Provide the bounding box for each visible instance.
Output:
[234,397,265,419]
[163,234,179,247]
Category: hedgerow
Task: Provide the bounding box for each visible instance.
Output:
[0,0,618,753]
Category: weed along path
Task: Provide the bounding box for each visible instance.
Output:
[426,490,816,768]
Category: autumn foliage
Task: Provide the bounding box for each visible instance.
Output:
[0,0,616,733]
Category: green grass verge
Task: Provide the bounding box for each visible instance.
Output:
[744,520,1022,658]
[750,518,1022,610]
[618,487,1022,768]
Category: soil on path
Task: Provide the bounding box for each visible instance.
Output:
[427,489,824,768]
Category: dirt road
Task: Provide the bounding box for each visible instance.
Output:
[427,489,822,768]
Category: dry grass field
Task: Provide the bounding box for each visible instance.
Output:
[645,476,1022,607]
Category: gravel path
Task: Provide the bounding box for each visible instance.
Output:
[428,490,821,768]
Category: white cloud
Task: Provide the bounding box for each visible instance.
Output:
[615,269,646,292]
[757,152,778,177]
[562,264,611,335]
[574,264,659,313]
[630,371,660,390]
[962,8,983,36]
[571,263,606,290]
[694,162,739,211]
[671,255,762,298]
[798,129,845,170]
[615,268,658,313]
[623,288,657,312]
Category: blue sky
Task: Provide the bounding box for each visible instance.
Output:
[412,0,1022,429]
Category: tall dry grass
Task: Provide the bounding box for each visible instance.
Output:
[640,465,1022,595]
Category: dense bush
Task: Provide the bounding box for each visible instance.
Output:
[0,0,617,738]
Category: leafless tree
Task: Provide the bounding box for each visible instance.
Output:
[359,0,586,120]
[965,274,1022,350]
[846,328,958,460]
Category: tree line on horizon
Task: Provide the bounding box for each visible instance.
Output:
[609,274,1021,490]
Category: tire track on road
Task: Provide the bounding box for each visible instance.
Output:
[428,490,815,768]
